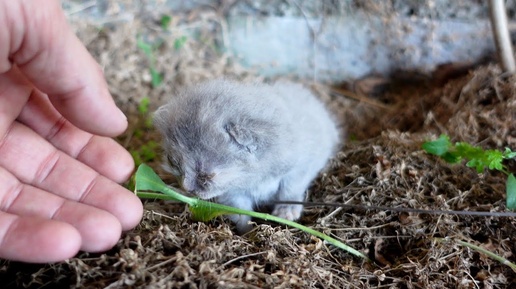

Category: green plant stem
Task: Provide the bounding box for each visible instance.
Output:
[137,190,369,261]
[134,164,369,261]
[436,237,516,272]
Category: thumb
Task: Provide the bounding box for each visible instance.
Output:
[1,0,127,137]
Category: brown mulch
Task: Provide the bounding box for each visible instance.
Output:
[1,5,515,289]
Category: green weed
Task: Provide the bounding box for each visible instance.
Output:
[160,15,172,30]
[137,38,163,88]
[423,135,516,209]
[173,35,188,50]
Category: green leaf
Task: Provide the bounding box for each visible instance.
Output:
[174,35,188,50]
[138,97,150,114]
[441,152,462,164]
[486,150,504,171]
[137,38,153,57]
[134,164,168,192]
[160,15,172,30]
[466,159,485,173]
[506,174,516,210]
[422,135,452,156]
[150,68,163,87]
[503,147,516,159]
[454,142,485,161]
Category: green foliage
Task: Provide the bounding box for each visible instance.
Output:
[174,35,188,50]
[131,141,158,168]
[423,135,515,174]
[160,15,172,30]
[507,174,516,209]
[423,135,516,209]
[135,96,154,130]
[137,38,163,88]
[131,97,158,168]
[134,164,370,261]
[138,96,150,115]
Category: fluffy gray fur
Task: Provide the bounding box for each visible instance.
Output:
[154,79,339,232]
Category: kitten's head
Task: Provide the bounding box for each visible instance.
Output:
[154,101,274,199]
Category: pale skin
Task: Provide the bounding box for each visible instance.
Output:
[0,0,143,263]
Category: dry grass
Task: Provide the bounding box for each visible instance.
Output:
[1,4,516,289]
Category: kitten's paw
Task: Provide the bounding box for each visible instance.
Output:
[228,214,253,234]
[272,204,303,221]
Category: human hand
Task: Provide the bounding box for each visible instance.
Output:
[0,0,143,263]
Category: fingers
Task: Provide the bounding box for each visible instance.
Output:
[0,166,121,255]
[0,212,81,263]
[0,122,143,231]
[1,0,127,136]
[0,68,32,135]
[17,89,134,183]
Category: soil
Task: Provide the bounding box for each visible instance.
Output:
[1,4,516,289]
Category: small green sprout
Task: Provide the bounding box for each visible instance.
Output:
[173,35,188,50]
[137,38,163,88]
[138,96,150,115]
[131,141,158,168]
[423,135,516,209]
[134,164,370,261]
[160,15,172,30]
[137,96,153,128]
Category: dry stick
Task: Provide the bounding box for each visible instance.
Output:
[330,87,394,110]
[273,201,516,218]
[489,0,516,73]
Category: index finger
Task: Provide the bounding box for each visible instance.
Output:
[0,0,127,137]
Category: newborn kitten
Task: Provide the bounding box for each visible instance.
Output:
[154,79,339,233]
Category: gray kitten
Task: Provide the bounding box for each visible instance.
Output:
[154,79,339,232]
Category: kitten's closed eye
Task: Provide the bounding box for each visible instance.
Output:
[166,155,183,176]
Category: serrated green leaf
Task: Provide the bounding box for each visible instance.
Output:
[507,174,516,210]
[503,147,516,159]
[486,150,504,171]
[465,159,484,173]
[441,152,462,164]
[422,135,451,156]
[455,142,485,161]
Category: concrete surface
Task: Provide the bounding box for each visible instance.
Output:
[62,0,501,82]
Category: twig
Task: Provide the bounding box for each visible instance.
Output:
[65,0,97,16]
[273,200,516,217]
[221,251,268,267]
[146,256,178,271]
[489,0,516,73]
[330,87,394,111]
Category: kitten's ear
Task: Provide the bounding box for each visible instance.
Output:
[153,105,168,131]
[225,122,258,153]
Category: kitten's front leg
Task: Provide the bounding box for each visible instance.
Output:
[216,193,254,233]
[272,171,314,221]
[272,167,317,221]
